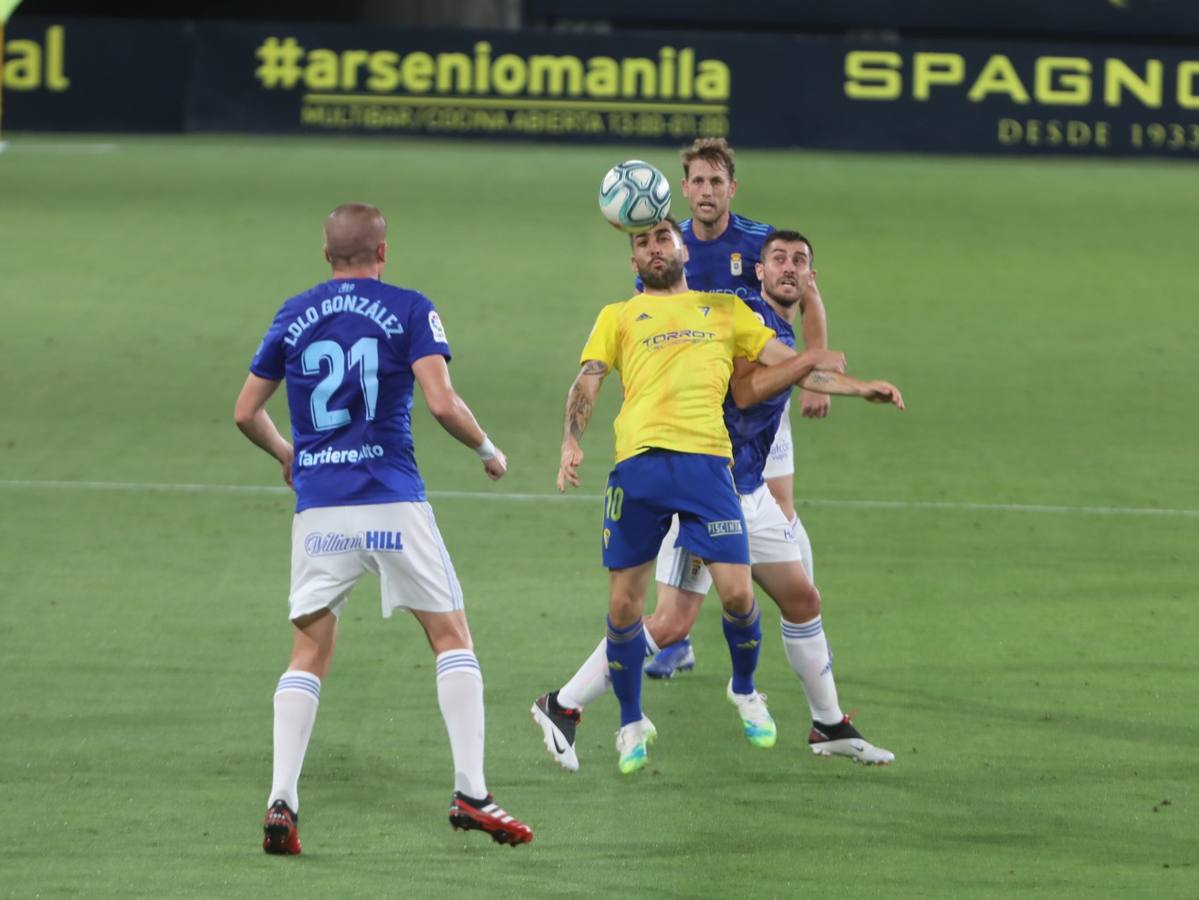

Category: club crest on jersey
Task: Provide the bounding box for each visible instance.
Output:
[729,252,743,276]
[428,310,448,344]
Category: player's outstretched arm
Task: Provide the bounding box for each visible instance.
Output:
[798,280,831,419]
[412,354,507,480]
[234,373,295,488]
[800,370,905,409]
[557,360,607,492]
[729,339,846,409]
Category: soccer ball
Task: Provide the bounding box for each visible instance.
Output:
[598,160,671,234]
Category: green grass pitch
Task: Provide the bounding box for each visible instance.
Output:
[0,134,1196,898]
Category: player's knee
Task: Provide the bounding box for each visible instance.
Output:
[718,582,755,616]
[608,593,643,628]
[780,581,821,622]
[288,609,337,676]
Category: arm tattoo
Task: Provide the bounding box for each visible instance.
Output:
[805,371,834,387]
[566,361,607,441]
[567,388,593,441]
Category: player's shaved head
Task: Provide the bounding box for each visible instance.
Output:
[324,203,387,268]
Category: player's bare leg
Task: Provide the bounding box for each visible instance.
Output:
[411,607,474,654]
[752,561,894,766]
[645,584,705,647]
[708,561,775,747]
[752,561,819,624]
[765,473,796,522]
[646,537,708,679]
[644,583,703,677]
[412,609,532,845]
[264,608,337,855]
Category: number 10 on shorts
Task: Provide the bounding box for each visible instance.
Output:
[604,486,624,521]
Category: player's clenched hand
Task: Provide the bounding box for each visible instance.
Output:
[801,273,818,301]
[557,443,584,492]
[800,389,830,419]
[863,381,905,409]
[809,350,846,373]
[483,448,507,480]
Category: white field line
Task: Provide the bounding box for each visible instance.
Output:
[0,141,119,153]
[1,478,1197,519]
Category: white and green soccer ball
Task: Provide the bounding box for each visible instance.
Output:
[598,160,671,234]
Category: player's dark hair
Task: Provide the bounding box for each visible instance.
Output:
[680,137,735,179]
[760,229,814,263]
[628,215,683,246]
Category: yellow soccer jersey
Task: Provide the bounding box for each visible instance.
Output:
[580,289,776,463]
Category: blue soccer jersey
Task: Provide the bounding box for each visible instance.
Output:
[635,213,773,298]
[726,294,795,495]
[680,213,774,298]
[249,278,451,512]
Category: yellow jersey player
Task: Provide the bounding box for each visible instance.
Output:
[550,217,846,774]
[535,230,903,774]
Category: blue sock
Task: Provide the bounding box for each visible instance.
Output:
[722,601,762,695]
[607,617,648,726]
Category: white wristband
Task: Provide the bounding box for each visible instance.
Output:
[475,436,497,460]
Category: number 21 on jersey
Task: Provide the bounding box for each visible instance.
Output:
[302,337,379,431]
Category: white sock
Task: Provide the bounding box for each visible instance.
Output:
[557,637,609,710]
[436,650,487,799]
[781,616,844,725]
[557,626,661,711]
[268,670,321,812]
[645,628,662,655]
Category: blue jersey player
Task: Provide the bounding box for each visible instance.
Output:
[635,139,770,300]
[235,203,531,854]
[647,137,833,677]
[533,231,904,770]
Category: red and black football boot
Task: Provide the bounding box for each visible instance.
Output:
[448,792,533,846]
[262,799,302,855]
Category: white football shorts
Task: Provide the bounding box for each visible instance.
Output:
[288,501,463,620]
[761,397,794,480]
[654,483,813,595]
